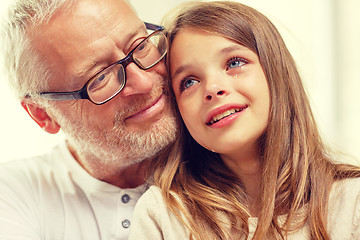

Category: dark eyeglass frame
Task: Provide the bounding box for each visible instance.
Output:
[37,22,166,105]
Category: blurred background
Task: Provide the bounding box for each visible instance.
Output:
[0,0,359,163]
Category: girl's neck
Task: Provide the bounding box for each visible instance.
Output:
[220,151,262,216]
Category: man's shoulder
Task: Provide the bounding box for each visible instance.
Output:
[0,154,51,186]
[1,143,61,175]
[0,141,71,191]
[1,154,51,172]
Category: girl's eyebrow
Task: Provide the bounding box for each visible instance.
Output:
[219,45,243,55]
[172,45,244,79]
[171,64,190,79]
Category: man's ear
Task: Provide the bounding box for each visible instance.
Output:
[21,100,61,134]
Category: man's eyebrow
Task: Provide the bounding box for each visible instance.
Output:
[74,24,147,81]
[116,24,147,51]
[133,24,148,36]
[73,60,99,81]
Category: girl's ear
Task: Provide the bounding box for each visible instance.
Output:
[21,100,60,134]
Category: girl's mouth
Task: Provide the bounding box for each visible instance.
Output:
[206,106,247,126]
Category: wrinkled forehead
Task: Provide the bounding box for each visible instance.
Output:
[27,0,143,90]
[29,0,141,51]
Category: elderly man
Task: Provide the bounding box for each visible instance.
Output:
[0,0,177,239]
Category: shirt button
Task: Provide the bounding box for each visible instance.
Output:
[121,194,130,203]
[122,219,130,228]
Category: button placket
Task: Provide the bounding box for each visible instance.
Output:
[115,187,146,238]
[119,193,132,230]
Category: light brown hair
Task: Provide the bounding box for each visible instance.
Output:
[150,1,360,239]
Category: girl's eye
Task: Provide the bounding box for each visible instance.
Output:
[179,78,199,92]
[226,57,248,70]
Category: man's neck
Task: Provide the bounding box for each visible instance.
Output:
[67,143,148,188]
[99,161,148,188]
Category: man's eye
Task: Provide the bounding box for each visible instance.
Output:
[127,36,146,53]
[179,78,199,92]
[134,40,152,58]
[226,57,247,70]
[89,71,112,92]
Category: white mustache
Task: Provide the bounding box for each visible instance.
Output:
[112,81,166,127]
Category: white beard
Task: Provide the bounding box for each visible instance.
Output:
[62,108,177,170]
[48,83,177,176]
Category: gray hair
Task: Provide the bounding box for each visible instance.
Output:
[1,0,75,100]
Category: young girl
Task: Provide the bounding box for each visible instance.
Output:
[129,1,360,239]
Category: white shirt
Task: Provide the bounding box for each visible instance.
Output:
[0,141,147,240]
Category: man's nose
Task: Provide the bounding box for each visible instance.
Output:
[120,63,154,96]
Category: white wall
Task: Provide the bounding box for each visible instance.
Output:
[0,0,359,162]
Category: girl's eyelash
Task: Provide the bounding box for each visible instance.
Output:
[179,79,185,92]
[179,77,190,92]
[226,57,248,69]
[228,56,248,63]
[178,76,197,92]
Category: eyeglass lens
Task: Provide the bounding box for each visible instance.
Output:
[87,31,166,104]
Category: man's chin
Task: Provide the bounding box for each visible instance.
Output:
[62,104,177,169]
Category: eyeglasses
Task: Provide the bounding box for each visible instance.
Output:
[38,22,167,105]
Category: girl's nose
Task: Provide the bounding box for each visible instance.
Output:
[205,90,226,101]
[203,77,229,101]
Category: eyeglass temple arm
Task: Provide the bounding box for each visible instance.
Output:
[39,90,89,101]
[144,22,164,31]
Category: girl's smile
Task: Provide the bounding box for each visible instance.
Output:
[205,103,248,127]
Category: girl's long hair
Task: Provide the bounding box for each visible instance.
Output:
[150,1,360,239]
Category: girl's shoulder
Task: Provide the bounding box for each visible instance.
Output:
[138,185,163,204]
[130,185,190,240]
[329,177,360,208]
[133,185,168,216]
[327,177,360,238]
[330,177,360,199]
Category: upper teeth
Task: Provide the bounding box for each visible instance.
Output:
[208,108,241,125]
